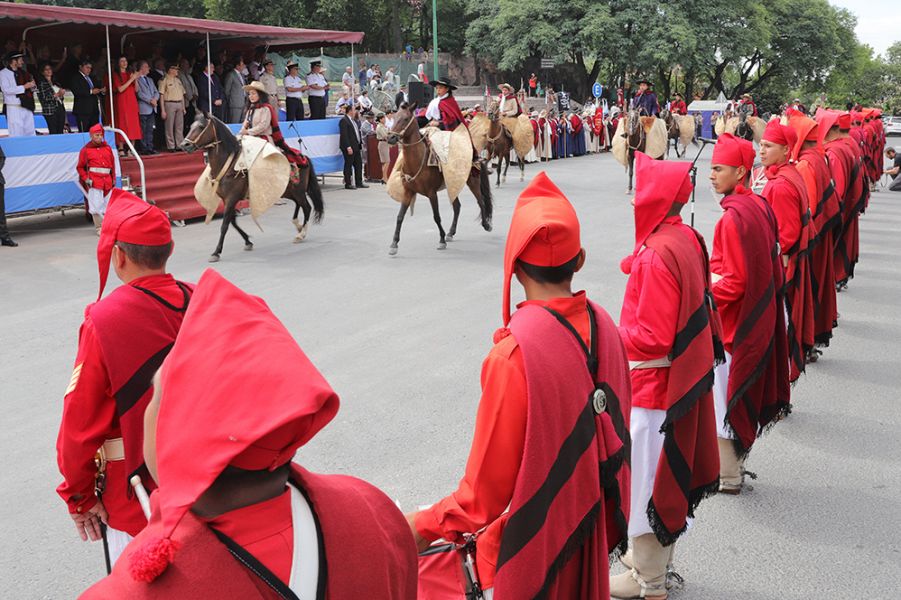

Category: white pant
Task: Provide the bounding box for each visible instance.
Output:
[6,104,35,137]
[106,526,133,566]
[713,351,733,439]
[87,188,111,216]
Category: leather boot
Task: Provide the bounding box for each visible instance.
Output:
[718,437,744,494]
[92,213,103,237]
[610,534,669,599]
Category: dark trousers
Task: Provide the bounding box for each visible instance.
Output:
[75,112,99,133]
[184,103,196,135]
[286,97,304,121]
[308,95,326,120]
[342,149,363,186]
[890,174,901,192]
[0,181,9,238]
[44,110,66,134]
[140,113,155,151]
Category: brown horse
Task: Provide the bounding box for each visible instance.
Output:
[385,103,493,256]
[486,102,524,187]
[181,113,323,262]
[660,109,685,158]
[623,109,646,192]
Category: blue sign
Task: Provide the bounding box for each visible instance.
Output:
[592,83,603,98]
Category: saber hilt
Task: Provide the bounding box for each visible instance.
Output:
[130,475,152,520]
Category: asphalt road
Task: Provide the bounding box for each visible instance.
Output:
[2,147,899,599]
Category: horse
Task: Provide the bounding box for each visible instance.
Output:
[734,110,755,142]
[385,103,493,256]
[485,101,523,187]
[181,113,324,262]
[661,109,684,158]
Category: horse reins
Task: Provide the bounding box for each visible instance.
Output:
[184,119,222,150]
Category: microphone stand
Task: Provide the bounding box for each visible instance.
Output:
[688,137,716,227]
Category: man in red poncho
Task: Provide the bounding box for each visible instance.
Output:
[57,189,192,570]
[668,93,687,116]
[613,153,722,599]
[786,109,840,356]
[760,120,814,382]
[408,172,631,599]
[829,111,867,290]
[708,134,791,495]
[77,123,117,235]
[81,269,418,599]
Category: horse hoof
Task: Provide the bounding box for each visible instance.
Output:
[293,236,304,244]
[388,246,398,256]
[483,222,492,232]
[208,254,220,263]
[437,242,447,250]
[244,243,254,251]
[446,234,454,242]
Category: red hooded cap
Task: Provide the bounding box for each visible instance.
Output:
[786,110,820,160]
[837,112,852,130]
[814,108,841,145]
[762,120,797,154]
[622,152,692,273]
[96,189,172,300]
[712,133,756,172]
[502,172,581,325]
[128,268,339,582]
[89,123,104,135]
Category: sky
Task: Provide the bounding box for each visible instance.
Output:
[831,0,900,56]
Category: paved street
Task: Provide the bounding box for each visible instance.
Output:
[1,147,899,599]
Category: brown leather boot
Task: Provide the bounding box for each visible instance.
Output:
[718,437,744,494]
[92,213,103,237]
[609,534,669,599]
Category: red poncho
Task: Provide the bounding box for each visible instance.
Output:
[713,192,791,457]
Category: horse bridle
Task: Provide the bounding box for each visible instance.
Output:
[391,114,426,148]
[184,118,222,150]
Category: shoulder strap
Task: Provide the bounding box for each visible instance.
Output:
[540,303,599,380]
[211,527,300,600]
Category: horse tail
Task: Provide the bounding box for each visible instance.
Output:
[479,165,494,225]
[306,161,325,223]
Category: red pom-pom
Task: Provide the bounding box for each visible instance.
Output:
[620,255,634,275]
[734,183,748,195]
[128,537,178,582]
[493,327,511,343]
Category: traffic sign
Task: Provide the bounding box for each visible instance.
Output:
[540,58,555,69]
[592,82,603,98]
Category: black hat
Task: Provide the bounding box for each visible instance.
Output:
[3,51,24,63]
[636,78,652,86]
[429,77,457,91]
[262,59,273,67]
[310,60,322,69]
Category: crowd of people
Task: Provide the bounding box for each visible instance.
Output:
[0,41,344,152]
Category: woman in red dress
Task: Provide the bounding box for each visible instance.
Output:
[108,56,142,155]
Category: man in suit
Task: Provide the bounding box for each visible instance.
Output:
[223,55,247,124]
[339,103,368,190]
[395,83,409,109]
[196,61,225,121]
[70,59,105,132]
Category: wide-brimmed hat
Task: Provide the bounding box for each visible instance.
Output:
[499,83,514,92]
[243,80,267,94]
[742,93,752,99]
[429,77,457,91]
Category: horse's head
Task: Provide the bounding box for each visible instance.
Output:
[182,112,215,153]
[660,109,672,125]
[387,102,417,145]
[487,100,500,122]
[626,109,642,136]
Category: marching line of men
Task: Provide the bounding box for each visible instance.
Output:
[54,103,881,599]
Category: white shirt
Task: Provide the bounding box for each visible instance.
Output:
[358,95,372,110]
[425,93,447,121]
[306,72,327,97]
[0,67,24,105]
[284,75,304,98]
[335,97,351,114]
[342,71,354,87]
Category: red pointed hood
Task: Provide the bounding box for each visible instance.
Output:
[814,108,841,145]
[502,172,581,325]
[786,109,820,160]
[96,189,172,300]
[129,269,339,582]
[623,152,692,271]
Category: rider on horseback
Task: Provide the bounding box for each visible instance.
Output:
[497,83,522,117]
[738,93,758,116]
[425,77,483,170]
[669,92,687,115]
[239,81,306,166]
[632,79,660,116]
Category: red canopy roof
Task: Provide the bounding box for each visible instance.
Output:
[0,2,363,48]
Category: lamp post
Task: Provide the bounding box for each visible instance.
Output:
[431,0,439,81]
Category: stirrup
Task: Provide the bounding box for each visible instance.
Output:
[665,567,685,590]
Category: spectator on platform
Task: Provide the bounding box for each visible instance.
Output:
[342,66,355,95]
[248,47,265,81]
[283,62,306,121]
[383,66,397,92]
[375,112,391,183]
[335,90,352,115]
[109,56,142,155]
[178,57,199,130]
[158,63,186,151]
[1,51,37,137]
[395,83,408,109]
[358,59,368,90]
[35,62,67,135]
[196,61,224,122]
[529,73,537,97]
[150,58,165,86]
[192,45,207,79]
[28,45,65,79]
[306,60,328,120]
[136,60,159,154]
[358,88,373,112]
[71,59,104,132]
[259,59,279,113]
[224,55,247,123]
[58,43,82,85]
